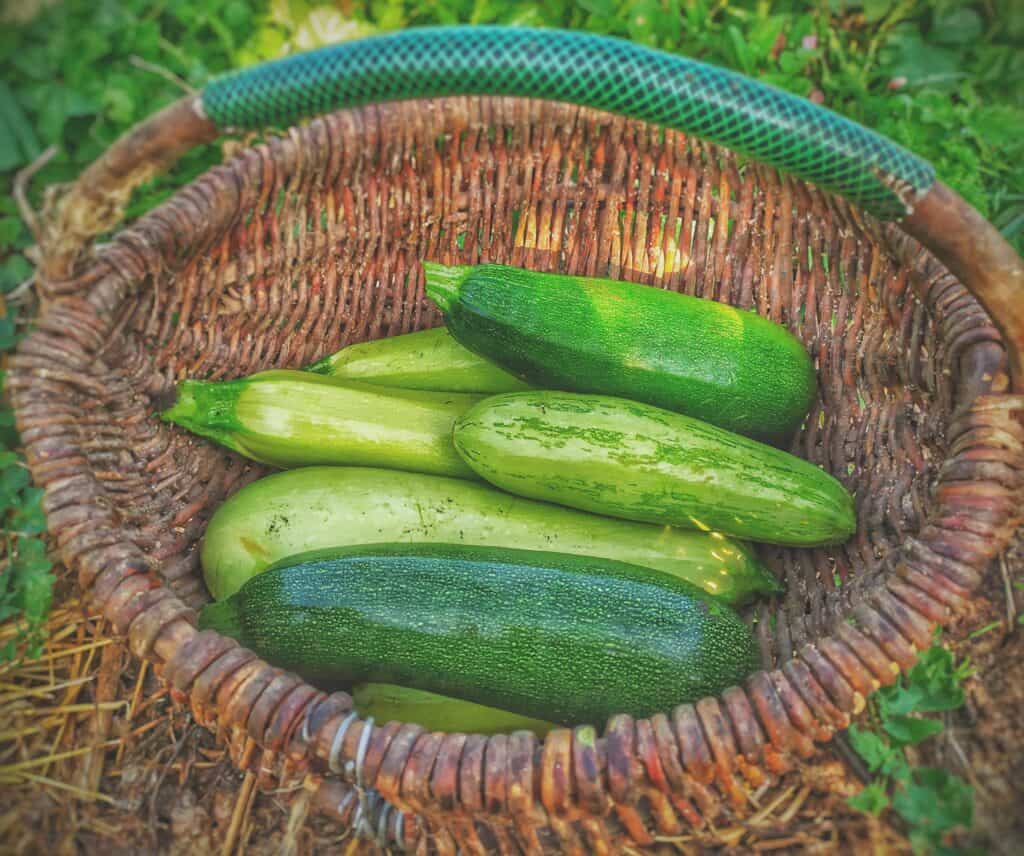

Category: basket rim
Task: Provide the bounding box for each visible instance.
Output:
[12,95,1024,849]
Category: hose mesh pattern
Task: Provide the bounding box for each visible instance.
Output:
[203,26,934,220]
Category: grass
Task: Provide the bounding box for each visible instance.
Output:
[1,0,1020,848]
[846,631,977,853]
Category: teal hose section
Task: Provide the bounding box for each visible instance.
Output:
[203,26,934,221]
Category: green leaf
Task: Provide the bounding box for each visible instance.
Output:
[876,639,971,727]
[0,81,41,171]
[848,780,890,816]
[901,641,971,712]
[28,82,99,143]
[10,487,47,535]
[748,15,786,60]
[778,49,809,76]
[369,0,406,32]
[0,314,19,351]
[0,460,30,506]
[863,0,893,22]
[0,256,32,294]
[10,537,53,610]
[968,105,1024,154]
[726,25,754,75]
[847,725,892,772]
[998,0,1024,40]
[878,682,926,716]
[102,87,137,127]
[578,0,616,15]
[848,723,911,781]
[0,383,16,452]
[1,535,54,660]
[881,31,964,89]
[8,537,51,578]
[627,1,664,47]
[0,217,23,246]
[880,748,912,782]
[224,0,253,31]
[883,714,945,745]
[894,767,973,851]
[931,8,984,46]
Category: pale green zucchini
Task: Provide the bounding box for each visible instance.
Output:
[199,466,780,603]
[306,327,529,393]
[353,683,555,736]
[162,370,480,478]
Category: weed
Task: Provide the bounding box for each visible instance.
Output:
[847,632,977,853]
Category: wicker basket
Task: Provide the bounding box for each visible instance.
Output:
[11,28,1024,854]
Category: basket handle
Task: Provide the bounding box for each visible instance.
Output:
[48,25,1023,390]
[200,26,934,222]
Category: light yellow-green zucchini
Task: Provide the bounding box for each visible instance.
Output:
[162,370,480,478]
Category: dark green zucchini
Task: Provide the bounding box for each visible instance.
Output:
[199,543,760,724]
[424,262,817,441]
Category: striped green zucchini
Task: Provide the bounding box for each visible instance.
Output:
[161,370,479,478]
[200,466,779,603]
[453,391,856,546]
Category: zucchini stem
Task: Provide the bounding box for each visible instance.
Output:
[303,354,336,374]
[161,379,244,446]
[198,598,244,637]
[422,261,471,313]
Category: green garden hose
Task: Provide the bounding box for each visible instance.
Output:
[203,26,934,221]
